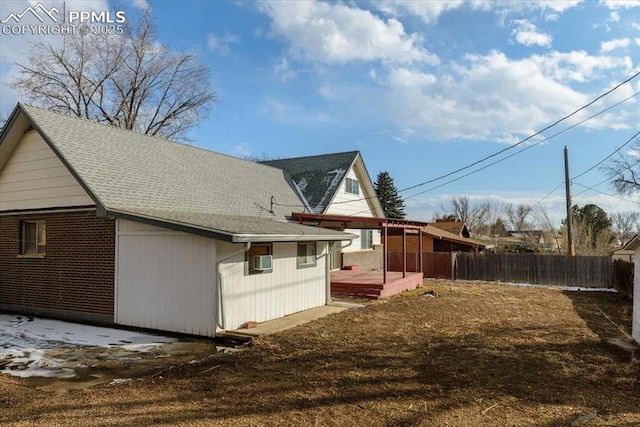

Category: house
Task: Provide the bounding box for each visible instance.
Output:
[613,234,640,262]
[262,152,385,270]
[431,217,471,238]
[0,103,354,337]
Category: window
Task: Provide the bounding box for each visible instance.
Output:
[297,242,317,268]
[345,177,359,195]
[247,243,273,274]
[22,221,46,255]
[361,229,373,250]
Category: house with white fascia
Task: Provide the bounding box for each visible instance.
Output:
[262,151,385,269]
[0,103,354,337]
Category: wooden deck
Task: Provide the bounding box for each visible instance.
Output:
[330,270,423,299]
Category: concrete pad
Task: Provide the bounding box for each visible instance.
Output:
[227,304,351,337]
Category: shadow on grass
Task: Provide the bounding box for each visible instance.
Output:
[2,288,640,426]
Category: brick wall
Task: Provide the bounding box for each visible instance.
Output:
[0,210,115,319]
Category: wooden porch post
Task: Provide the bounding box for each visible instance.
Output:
[383,225,388,284]
[418,227,423,277]
[402,227,407,278]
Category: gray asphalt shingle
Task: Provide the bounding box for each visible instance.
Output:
[261,151,359,214]
[15,104,352,242]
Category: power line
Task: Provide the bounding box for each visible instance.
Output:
[398,70,640,193]
[532,182,565,208]
[327,82,640,207]
[570,130,640,181]
[403,96,640,199]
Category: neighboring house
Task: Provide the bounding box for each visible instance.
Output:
[491,230,561,253]
[613,234,640,262]
[262,152,385,269]
[431,217,471,238]
[0,103,354,337]
[633,244,640,344]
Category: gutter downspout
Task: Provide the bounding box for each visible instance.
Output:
[216,242,251,333]
[321,240,353,304]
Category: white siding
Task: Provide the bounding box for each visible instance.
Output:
[0,131,94,211]
[115,220,217,336]
[326,168,373,217]
[326,168,380,253]
[634,252,640,343]
[218,241,328,330]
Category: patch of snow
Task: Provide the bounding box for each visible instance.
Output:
[108,378,133,386]
[0,314,177,379]
[458,280,617,293]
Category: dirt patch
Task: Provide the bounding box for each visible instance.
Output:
[1,280,639,426]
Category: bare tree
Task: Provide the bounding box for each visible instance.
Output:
[602,137,640,195]
[471,198,506,239]
[531,204,562,253]
[504,203,533,231]
[610,211,640,246]
[0,110,8,131]
[11,10,214,141]
[440,196,488,236]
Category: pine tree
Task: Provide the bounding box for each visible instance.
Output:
[374,171,406,219]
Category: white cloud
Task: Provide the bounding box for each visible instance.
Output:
[512,19,553,47]
[599,0,640,9]
[380,0,467,23]
[377,50,630,142]
[533,0,584,12]
[601,38,631,52]
[259,0,437,65]
[207,32,239,55]
[388,68,437,88]
[380,0,581,24]
[530,50,628,82]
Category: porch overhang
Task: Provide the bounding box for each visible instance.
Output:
[292,212,426,284]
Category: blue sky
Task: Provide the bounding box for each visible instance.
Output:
[1,0,640,225]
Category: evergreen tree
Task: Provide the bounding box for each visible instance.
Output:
[374,171,406,219]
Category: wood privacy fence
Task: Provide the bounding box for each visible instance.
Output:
[455,253,613,288]
[388,252,456,279]
[612,259,634,298]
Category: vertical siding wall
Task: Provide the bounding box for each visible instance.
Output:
[218,241,328,330]
[326,168,380,252]
[0,210,115,320]
[115,220,217,337]
[0,131,94,211]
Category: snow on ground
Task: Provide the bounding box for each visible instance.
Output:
[457,280,618,293]
[0,314,177,378]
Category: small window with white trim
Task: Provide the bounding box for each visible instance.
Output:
[21,221,46,255]
[297,242,317,268]
[345,177,359,195]
[361,229,373,250]
[247,243,273,274]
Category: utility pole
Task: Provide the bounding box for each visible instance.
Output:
[564,146,575,256]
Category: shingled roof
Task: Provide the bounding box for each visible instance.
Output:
[261,151,360,214]
[0,104,353,243]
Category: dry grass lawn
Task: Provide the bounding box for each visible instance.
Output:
[1,280,639,426]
